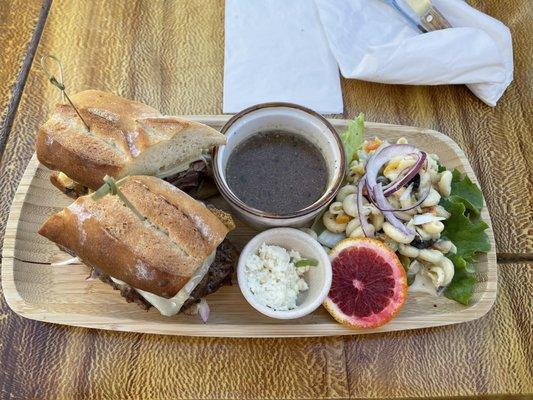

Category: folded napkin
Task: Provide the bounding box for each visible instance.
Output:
[314,0,513,106]
[223,0,343,114]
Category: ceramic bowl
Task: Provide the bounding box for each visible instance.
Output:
[237,228,332,320]
[213,102,345,230]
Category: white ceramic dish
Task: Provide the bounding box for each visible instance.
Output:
[213,102,345,230]
[237,228,332,320]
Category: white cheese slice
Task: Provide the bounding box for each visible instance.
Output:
[154,155,206,179]
[110,250,216,316]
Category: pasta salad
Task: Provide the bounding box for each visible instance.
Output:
[308,115,490,305]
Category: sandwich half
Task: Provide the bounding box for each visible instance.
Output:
[38,175,237,316]
[36,90,226,198]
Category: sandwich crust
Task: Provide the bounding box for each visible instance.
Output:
[36,90,225,190]
[38,176,233,298]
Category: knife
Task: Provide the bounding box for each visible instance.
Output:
[402,0,452,31]
[381,0,426,32]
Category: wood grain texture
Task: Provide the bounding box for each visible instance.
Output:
[0,0,531,398]
[2,121,497,337]
[0,0,45,153]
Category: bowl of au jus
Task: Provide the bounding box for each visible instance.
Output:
[213,103,346,229]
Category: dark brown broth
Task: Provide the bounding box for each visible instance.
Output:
[225,131,328,215]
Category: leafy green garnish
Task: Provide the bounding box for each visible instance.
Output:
[448,169,484,216]
[437,163,447,173]
[295,258,318,268]
[443,253,476,305]
[448,254,476,274]
[440,198,490,261]
[439,171,490,305]
[341,113,365,165]
[444,266,477,305]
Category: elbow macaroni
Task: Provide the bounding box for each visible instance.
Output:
[320,136,459,293]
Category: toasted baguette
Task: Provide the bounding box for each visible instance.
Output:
[36,90,226,190]
[38,176,233,298]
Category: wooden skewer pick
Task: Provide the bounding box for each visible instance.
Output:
[92,175,146,222]
[40,54,90,132]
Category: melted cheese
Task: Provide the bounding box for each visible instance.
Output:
[110,251,216,316]
[155,155,205,179]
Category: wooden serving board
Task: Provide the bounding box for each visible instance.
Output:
[1,117,497,337]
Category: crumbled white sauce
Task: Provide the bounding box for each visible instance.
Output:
[245,243,309,311]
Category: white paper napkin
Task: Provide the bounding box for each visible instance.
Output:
[223,0,343,114]
[314,0,513,106]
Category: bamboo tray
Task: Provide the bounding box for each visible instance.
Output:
[1,117,497,337]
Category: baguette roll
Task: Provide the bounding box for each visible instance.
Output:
[39,176,232,299]
[36,90,226,191]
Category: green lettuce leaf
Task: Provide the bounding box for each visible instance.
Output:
[444,266,477,305]
[448,169,484,216]
[444,253,477,305]
[439,174,490,305]
[441,198,491,261]
[341,113,365,165]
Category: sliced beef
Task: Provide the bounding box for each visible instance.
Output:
[182,239,238,310]
[164,160,219,200]
[94,239,238,314]
[97,271,151,310]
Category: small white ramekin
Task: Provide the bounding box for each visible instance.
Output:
[237,228,332,320]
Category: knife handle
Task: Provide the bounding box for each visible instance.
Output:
[419,5,452,31]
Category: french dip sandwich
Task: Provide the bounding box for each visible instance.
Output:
[39,175,237,316]
[36,90,226,198]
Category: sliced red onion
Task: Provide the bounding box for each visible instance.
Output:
[412,214,446,225]
[373,184,415,236]
[198,298,210,323]
[357,178,374,237]
[383,152,427,196]
[365,144,421,190]
[372,184,430,212]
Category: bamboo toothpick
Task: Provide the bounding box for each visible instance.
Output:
[40,54,90,132]
[92,176,146,222]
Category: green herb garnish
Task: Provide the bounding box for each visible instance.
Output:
[438,168,490,305]
[448,169,484,216]
[341,113,365,165]
[295,258,319,268]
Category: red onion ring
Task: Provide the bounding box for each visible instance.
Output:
[373,184,416,237]
[365,144,421,190]
[372,183,430,212]
[364,144,430,212]
[383,152,427,196]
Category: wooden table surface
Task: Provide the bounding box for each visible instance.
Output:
[0,1,531,398]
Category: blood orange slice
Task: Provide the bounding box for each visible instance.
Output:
[324,238,407,329]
